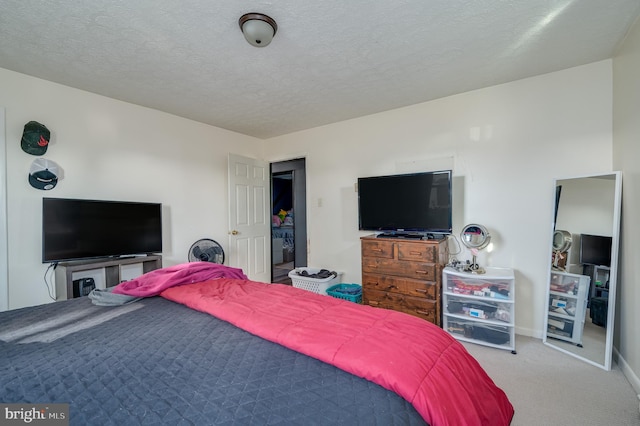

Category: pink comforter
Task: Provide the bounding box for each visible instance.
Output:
[161,278,514,426]
[112,262,247,297]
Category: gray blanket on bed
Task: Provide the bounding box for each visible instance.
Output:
[88,287,141,306]
[0,296,426,425]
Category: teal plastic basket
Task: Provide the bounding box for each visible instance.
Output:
[326,284,362,303]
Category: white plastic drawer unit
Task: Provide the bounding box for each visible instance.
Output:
[442,267,516,353]
[546,270,590,345]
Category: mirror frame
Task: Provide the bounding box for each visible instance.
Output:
[542,171,622,371]
[460,223,491,249]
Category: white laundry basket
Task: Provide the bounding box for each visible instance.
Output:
[288,267,342,295]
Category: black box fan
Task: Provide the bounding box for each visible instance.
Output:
[188,239,225,264]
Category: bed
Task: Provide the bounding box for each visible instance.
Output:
[0,263,514,425]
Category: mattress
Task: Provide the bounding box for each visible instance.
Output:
[0,295,426,425]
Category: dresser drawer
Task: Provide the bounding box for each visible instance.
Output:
[362,273,437,299]
[361,240,394,259]
[364,288,438,323]
[397,241,437,262]
[362,258,436,281]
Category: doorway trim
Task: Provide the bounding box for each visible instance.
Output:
[0,108,8,311]
[271,158,307,282]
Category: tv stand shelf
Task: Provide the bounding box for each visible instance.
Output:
[54,255,162,300]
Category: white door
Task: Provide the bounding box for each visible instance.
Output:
[227,153,270,282]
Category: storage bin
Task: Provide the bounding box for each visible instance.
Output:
[590,297,608,327]
[289,268,342,295]
[326,284,362,303]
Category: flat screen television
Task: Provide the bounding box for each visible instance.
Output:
[42,197,163,263]
[357,170,452,237]
[579,234,612,267]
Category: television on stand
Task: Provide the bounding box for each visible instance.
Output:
[357,170,452,239]
[42,197,163,263]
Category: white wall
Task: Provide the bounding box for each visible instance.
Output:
[265,61,614,338]
[613,15,640,393]
[0,68,262,309]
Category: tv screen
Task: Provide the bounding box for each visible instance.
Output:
[42,198,163,263]
[358,170,452,236]
[579,234,612,267]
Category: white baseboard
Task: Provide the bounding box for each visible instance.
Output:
[614,346,640,395]
[515,326,542,339]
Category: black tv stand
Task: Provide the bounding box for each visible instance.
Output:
[54,255,162,300]
[375,232,448,240]
[376,232,425,240]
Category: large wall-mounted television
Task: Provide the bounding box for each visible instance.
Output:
[42,197,163,263]
[579,234,612,267]
[357,170,452,237]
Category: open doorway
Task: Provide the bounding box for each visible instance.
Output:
[271,159,307,284]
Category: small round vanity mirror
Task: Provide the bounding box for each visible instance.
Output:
[552,230,572,252]
[551,230,571,270]
[460,224,491,273]
[461,224,491,250]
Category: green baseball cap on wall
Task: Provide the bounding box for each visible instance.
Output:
[21,121,50,155]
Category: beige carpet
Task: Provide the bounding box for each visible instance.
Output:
[462,335,639,425]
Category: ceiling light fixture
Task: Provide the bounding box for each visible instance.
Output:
[239,13,277,47]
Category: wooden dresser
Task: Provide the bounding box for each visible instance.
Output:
[361,235,448,326]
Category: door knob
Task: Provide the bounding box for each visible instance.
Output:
[229,230,239,235]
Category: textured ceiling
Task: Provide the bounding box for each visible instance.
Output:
[1,1,639,139]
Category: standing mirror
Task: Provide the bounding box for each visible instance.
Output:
[543,171,622,370]
[460,224,491,274]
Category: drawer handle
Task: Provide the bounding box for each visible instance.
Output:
[409,251,422,256]
[416,310,431,316]
[369,300,380,306]
[415,288,427,293]
[415,270,429,275]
